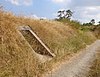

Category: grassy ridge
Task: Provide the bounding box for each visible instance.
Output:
[0,10,97,77]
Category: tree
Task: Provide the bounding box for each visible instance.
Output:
[57,10,65,19]
[90,19,95,25]
[82,23,92,26]
[57,10,62,19]
[65,10,73,19]
[57,9,73,20]
[98,21,100,25]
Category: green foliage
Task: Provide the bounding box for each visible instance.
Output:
[69,20,81,29]
[48,30,95,56]
[82,23,92,26]
[65,32,94,52]
[56,18,81,30]
[56,18,70,23]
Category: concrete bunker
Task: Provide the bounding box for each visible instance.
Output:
[18,26,55,62]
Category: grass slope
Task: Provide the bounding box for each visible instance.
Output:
[0,10,96,77]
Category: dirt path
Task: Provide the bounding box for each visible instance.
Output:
[44,40,100,77]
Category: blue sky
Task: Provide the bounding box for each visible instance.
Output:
[0,0,100,23]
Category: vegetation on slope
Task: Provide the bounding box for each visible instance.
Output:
[0,9,97,77]
[88,49,100,77]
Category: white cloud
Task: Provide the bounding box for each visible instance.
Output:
[73,6,100,24]
[40,17,47,19]
[25,14,47,20]
[25,14,39,19]
[60,0,100,24]
[70,0,100,7]
[52,0,71,3]
[6,0,33,6]
[6,0,19,5]
[52,0,65,3]
[23,0,33,6]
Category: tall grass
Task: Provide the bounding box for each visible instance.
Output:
[0,9,97,77]
[87,49,100,77]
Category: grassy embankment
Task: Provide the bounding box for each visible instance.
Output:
[87,49,100,77]
[0,9,97,77]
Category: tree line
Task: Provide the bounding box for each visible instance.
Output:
[57,9,100,26]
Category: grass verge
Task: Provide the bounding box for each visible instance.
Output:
[87,49,100,77]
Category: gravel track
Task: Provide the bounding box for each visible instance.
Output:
[44,40,100,77]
